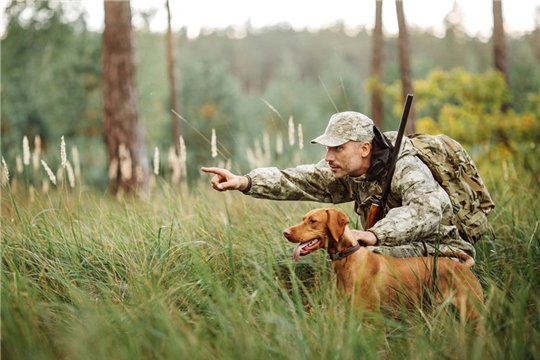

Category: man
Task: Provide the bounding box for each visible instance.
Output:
[201,111,476,259]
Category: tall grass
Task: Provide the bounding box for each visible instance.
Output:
[2,166,539,359]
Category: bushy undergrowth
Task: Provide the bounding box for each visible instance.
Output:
[2,166,539,359]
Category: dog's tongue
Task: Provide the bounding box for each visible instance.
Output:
[293,239,320,261]
[293,244,304,261]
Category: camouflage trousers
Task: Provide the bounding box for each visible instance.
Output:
[366,241,476,259]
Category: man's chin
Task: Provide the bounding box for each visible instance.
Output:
[331,170,346,178]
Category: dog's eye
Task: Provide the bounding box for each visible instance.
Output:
[309,219,317,224]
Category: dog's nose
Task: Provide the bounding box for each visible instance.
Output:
[283,229,291,238]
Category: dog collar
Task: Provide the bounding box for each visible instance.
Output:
[328,243,361,261]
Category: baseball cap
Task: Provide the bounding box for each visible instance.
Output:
[311,111,375,147]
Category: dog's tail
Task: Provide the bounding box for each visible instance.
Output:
[439,252,475,268]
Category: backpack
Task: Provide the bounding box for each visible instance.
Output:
[407,133,495,244]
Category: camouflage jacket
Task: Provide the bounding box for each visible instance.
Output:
[244,132,476,257]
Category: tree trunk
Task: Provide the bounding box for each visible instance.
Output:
[396,0,415,134]
[535,7,540,65]
[102,0,149,196]
[492,1,507,80]
[166,0,181,149]
[370,0,384,129]
[492,0,510,113]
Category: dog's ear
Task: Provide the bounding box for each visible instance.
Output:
[326,209,349,242]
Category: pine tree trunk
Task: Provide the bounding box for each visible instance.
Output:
[396,0,415,134]
[370,0,384,129]
[166,0,181,150]
[535,7,540,65]
[492,0,510,113]
[102,0,149,196]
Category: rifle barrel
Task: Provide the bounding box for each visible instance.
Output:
[380,94,414,208]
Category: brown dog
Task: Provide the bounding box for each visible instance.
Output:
[283,208,484,322]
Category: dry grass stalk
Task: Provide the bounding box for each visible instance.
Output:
[66,161,75,188]
[168,146,181,184]
[33,135,41,171]
[23,136,30,166]
[179,136,187,163]
[288,116,295,146]
[211,129,217,158]
[56,166,64,184]
[276,132,283,155]
[61,136,67,168]
[71,146,81,182]
[41,159,57,185]
[42,178,49,194]
[153,147,160,175]
[298,124,304,150]
[2,156,9,183]
[16,155,23,174]
[179,136,187,180]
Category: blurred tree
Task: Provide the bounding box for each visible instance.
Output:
[165,0,181,150]
[492,0,509,112]
[442,2,466,70]
[179,56,243,178]
[102,0,149,196]
[370,0,384,128]
[535,7,540,64]
[407,68,539,179]
[1,1,101,155]
[396,0,415,133]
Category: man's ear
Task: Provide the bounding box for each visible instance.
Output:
[326,209,350,241]
[360,141,372,158]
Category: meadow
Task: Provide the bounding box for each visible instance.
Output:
[1,150,539,360]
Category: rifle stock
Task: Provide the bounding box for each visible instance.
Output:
[366,200,383,229]
[365,94,414,229]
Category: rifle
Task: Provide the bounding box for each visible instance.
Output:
[365,94,414,229]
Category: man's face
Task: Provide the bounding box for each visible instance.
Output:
[325,141,371,178]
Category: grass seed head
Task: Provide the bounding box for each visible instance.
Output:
[211,129,217,158]
[33,135,42,170]
[276,132,283,155]
[71,146,81,181]
[2,156,9,182]
[153,147,160,175]
[66,161,75,188]
[298,123,304,150]
[288,116,295,146]
[61,136,67,168]
[16,155,23,174]
[23,136,30,165]
[41,159,57,185]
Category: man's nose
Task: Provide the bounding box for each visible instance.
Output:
[325,150,335,162]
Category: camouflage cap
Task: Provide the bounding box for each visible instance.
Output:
[311,111,375,147]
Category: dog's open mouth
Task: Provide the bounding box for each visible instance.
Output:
[293,239,321,261]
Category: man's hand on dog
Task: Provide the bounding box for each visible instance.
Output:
[201,167,249,192]
[351,229,378,246]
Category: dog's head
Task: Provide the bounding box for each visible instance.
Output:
[283,208,350,260]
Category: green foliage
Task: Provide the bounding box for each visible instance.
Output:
[1,1,102,152]
[385,68,540,182]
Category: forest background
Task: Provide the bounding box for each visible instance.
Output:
[2,1,539,188]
